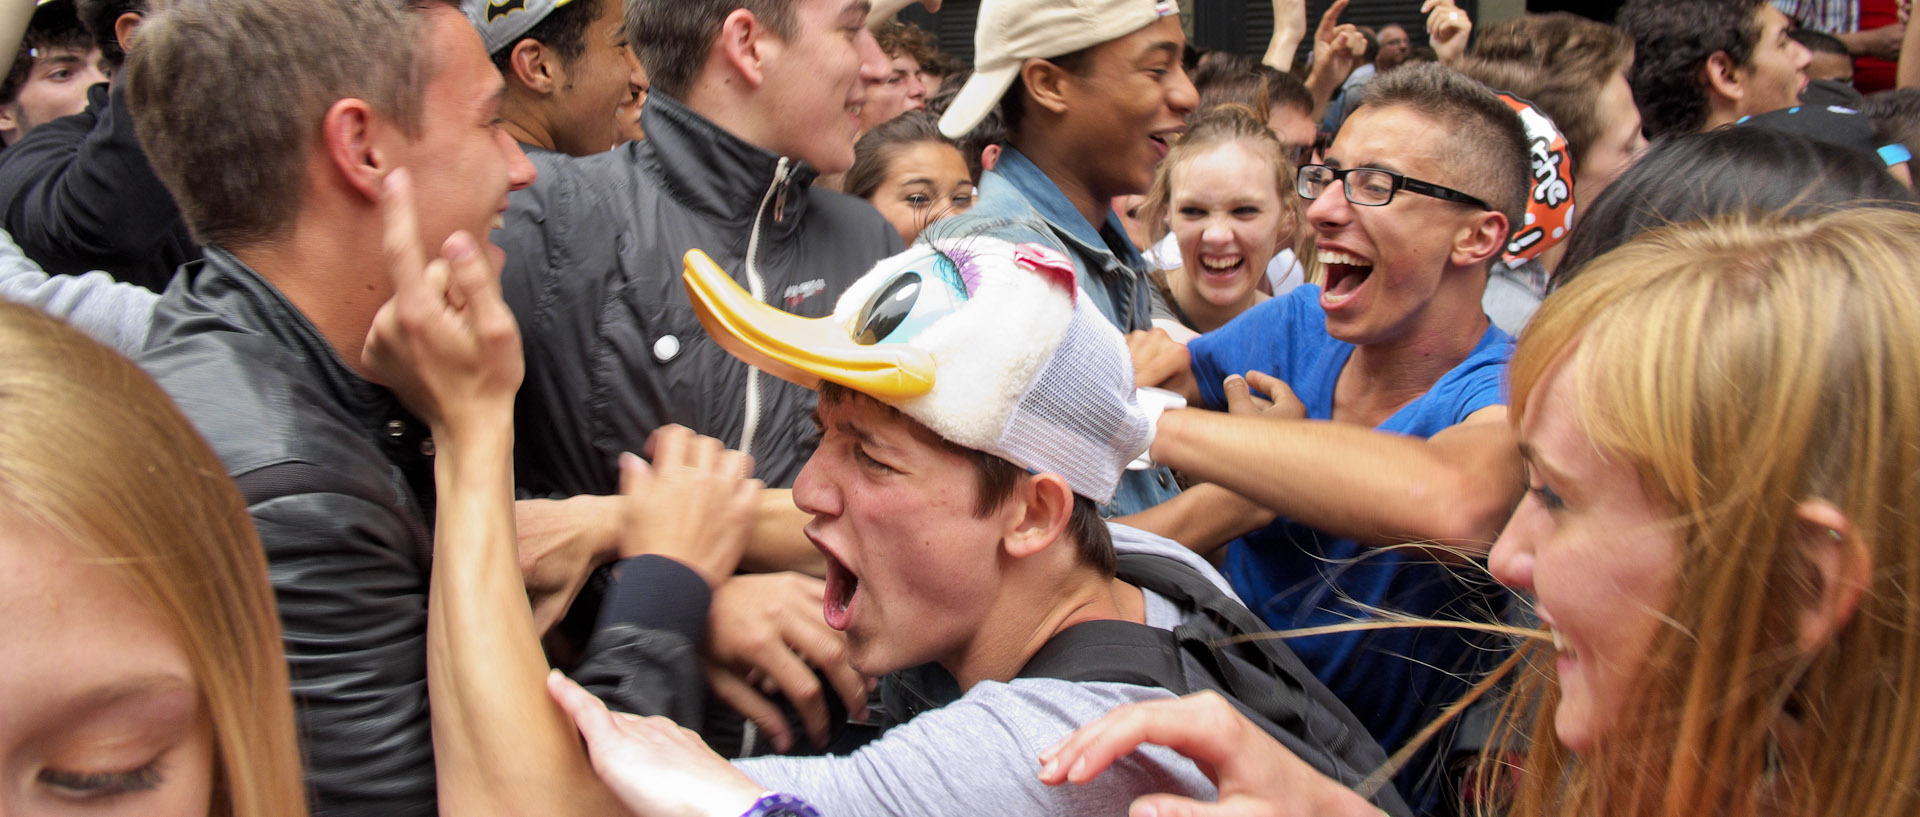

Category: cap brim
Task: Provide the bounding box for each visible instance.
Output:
[681,250,937,400]
[938,63,1020,140]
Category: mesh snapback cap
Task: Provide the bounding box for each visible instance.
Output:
[937,0,1182,139]
[460,0,575,56]
[681,237,1154,504]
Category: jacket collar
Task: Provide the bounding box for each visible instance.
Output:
[987,147,1148,271]
[637,92,821,231]
[177,247,413,436]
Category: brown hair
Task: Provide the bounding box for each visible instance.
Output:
[871,18,936,65]
[125,0,433,248]
[1457,13,1634,172]
[819,383,1116,576]
[1492,209,1920,817]
[1362,62,1530,234]
[0,302,306,817]
[626,0,794,100]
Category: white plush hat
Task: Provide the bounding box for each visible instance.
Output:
[681,236,1152,503]
[937,0,1182,139]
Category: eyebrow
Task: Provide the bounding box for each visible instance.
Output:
[1141,41,1181,61]
[841,0,871,22]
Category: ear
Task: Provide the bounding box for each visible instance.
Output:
[1791,499,1872,654]
[114,11,142,56]
[321,97,390,204]
[980,143,1002,172]
[1019,57,1073,117]
[1702,50,1745,105]
[715,8,771,90]
[1001,473,1076,562]
[508,38,559,95]
[0,103,18,134]
[1449,209,1509,268]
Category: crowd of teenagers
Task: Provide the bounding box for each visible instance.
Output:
[1,0,1918,815]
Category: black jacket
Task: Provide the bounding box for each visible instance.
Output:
[499,93,901,495]
[0,81,198,291]
[139,249,711,817]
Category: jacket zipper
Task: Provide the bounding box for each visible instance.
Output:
[738,156,791,462]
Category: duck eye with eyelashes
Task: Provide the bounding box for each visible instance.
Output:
[851,251,970,346]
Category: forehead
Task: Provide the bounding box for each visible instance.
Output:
[1174,141,1275,192]
[1328,105,1450,177]
[1086,15,1186,66]
[885,141,969,178]
[422,7,502,111]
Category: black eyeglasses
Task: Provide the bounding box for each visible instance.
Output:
[1296,164,1492,211]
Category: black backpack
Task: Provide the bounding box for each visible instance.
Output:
[876,551,1412,817]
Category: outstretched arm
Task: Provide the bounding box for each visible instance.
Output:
[1262,0,1308,73]
[1151,405,1522,554]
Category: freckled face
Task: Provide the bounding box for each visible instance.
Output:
[0,519,215,816]
[1489,360,1681,753]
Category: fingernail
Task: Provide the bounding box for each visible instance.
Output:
[1134,805,1158,817]
[1038,758,1058,779]
[773,733,793,753]
[1068,757,1087,781]
[1037,744,1057,762]
[619,451,640,469]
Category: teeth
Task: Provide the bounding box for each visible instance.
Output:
[1200,257,1241,270]
[491,214,504,230]
[1318,249,1369,266]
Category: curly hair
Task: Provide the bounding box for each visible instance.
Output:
[1618,0,1765,139]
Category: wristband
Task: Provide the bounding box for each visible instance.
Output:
[742,792,821,817]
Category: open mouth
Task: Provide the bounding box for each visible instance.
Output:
[1197,254,1246,282]
[1318,249,1374,305]
[821,544,859,631]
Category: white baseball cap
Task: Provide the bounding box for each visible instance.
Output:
[937,0,1181,139]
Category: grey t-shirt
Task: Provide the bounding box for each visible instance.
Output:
[735,526,1229,816]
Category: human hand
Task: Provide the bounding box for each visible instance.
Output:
[1222,371,1305,421]
[1038,691,1380,817]
[1127,328,1196,397]
[1312,0,1349,54]
[1271,0,1306,40]
[547,671,766,817]
[361,168,524,441]
[616,426,762,586]
[1422,0,1472,66]
[515,495,623,634]
[704,572,869,753]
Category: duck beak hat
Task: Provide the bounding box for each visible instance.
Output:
[681,237,1153,504]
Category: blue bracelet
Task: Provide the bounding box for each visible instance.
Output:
[742,792,821,817]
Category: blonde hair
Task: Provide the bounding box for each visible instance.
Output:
[1491,209,1920,817]
[1138,104,1311,282]
[0,303,308,817]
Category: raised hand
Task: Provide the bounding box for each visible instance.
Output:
[1422,0,1472,66]
[361,168,523,440]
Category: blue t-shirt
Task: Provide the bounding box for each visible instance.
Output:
[1188,286,1512,808]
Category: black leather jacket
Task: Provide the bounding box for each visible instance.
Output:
[139,249,709,817]
[498,93,901,495]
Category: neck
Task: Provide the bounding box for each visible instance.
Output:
[500,91,558,153]
[682,82,784,162]
[1700,98,1743,134]
[944,568,1145,691]
[229,213,390,378]
[1015,135,1121,232]
[1335,269,1491,425]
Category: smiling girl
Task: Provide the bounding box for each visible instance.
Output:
[1137,104,1304,340]
[1041,207,1920,817]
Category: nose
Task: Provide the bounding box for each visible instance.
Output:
[791,448,840,521]
[1487,499,1538,593]
[1789,39,1812,72]
[1200,220,1234,248]
[856,30,890,85]
[1304,177,1351,232]
[500,133,537,191]
[1167,63,1198,118]
[906,71,927,104]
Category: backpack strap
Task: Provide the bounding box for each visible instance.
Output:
[1016,619,1191,693]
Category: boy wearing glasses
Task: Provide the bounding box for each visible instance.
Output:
[1128,63,1530,814]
